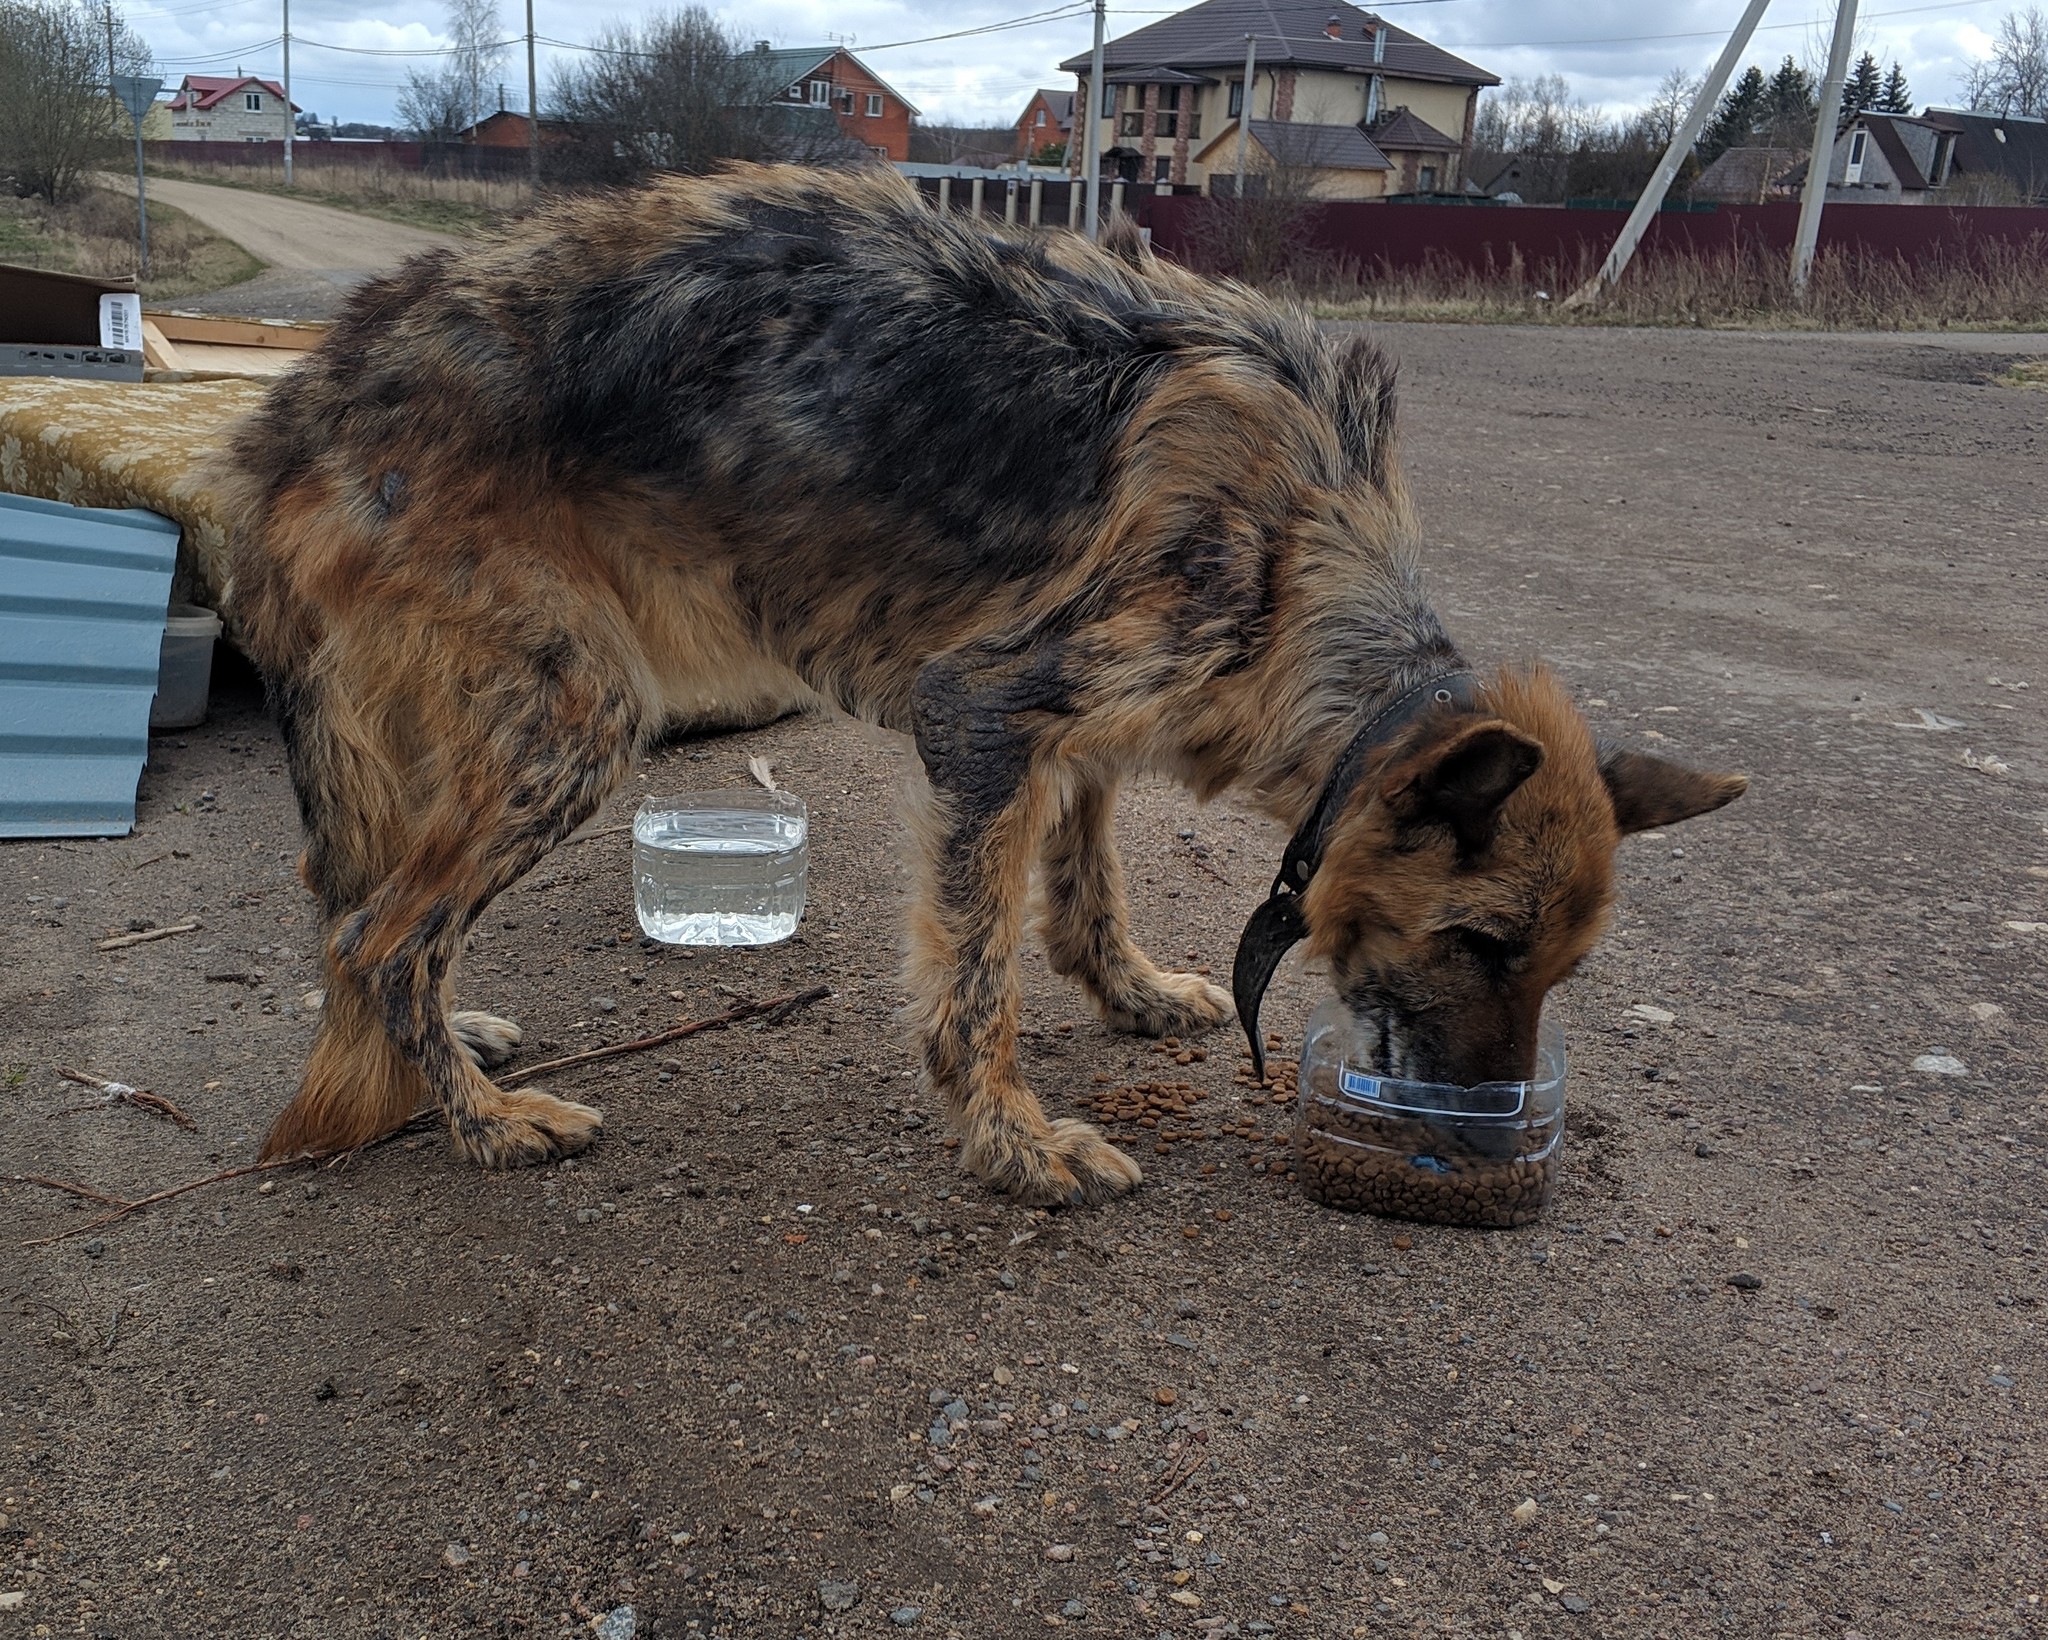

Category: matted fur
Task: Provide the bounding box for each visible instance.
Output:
[219,163,1742,1204]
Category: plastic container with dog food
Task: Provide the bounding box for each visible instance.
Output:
[1292,1000,1566,1227]
[150,603,222,730]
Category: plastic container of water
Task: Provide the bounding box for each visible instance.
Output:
[1292,1000,1567,1227]
[632,790,807,946]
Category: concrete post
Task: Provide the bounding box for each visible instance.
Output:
[1562,0,1773,308]
[1029,177,1043,227]
[1793,0,1862,293]
[971,177,985,218]
[938,176,952,213]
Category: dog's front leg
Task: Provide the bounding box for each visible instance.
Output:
[907,641,1143,1207]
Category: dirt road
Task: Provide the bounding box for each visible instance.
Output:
[3,324,2043,1639]
[136,175,459,305]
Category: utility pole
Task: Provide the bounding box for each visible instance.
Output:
[1792,0,1860,293]
[526,0,539,188]
[1562,0,1772,308]
[1233,33,1255,196]
[104,1,116,101]
[281,0,293,187]
[1083,0,1105,239]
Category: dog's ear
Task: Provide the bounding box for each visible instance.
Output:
[1382,720,1544,851]
[1330,331,1399,493]
[1601,748,1748,834]
[1099,213,1154,270]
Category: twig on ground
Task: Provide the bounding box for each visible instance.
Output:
[54,1067,197,1129]
[6,1174,132,1207]
[1147,1445,1212,1507]
[16,1154,303,1253]
[499,986,831,1086]
[94,920,199,952]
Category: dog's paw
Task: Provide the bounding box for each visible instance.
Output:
[450,1010,523,1069]
[452,1087,603,1168]
[1096,971,1235,1038]
[963,1115,1142,1207]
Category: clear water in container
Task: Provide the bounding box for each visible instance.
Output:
[632,791,808,946]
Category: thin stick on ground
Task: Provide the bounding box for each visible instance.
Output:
[498,986,832,1087]
[5,1174,133,1208]
[54,1067,198,1129]
[95,921,200,952]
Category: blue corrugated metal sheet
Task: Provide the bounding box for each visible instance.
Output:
[0,491,181,838]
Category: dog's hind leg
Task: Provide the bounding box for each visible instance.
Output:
[1040,772,1234,1037]
[907,642,1142,1207]
[265,613,647,1167]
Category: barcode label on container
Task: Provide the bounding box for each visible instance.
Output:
[99,294,143,351]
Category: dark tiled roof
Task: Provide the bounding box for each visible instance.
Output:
[1106,65,1215,85]
[1247,118,1390,170]
[1691,145,1801,202]
[1029,88,1077,128]
[1863,116,1928,189]
[1060,0,1497,86]
[1369,107,1459,152]
[1928,107,2048,202]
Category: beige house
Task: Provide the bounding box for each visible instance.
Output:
[1059,0,1496,199]
[166,75,298,142]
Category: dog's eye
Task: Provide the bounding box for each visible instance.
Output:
[1455,929,1520,972]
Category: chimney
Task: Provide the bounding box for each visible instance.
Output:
[1326,16,1344,38]
[755,40,770,53]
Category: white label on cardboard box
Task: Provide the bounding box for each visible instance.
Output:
[99,293,143,351]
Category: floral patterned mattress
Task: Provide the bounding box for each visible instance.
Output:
[0,377,267,620]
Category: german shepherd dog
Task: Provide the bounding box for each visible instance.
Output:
[221,164,1743,1206]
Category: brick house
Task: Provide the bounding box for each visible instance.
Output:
[166,74,298,142]
[749,45,918,163]
[1057,0,1495,197]
[1016,88,1075,159]
[459,109,571,149]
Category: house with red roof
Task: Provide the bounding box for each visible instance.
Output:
[167,75,300,142]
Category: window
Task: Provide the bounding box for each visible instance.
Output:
[1419,164,1437,192]
[1101,81,1116,119]
[1157,83,1180,138]
[866,93,883,117]
[1120,110,1144,137]
[1930,130,1955,185]
[1154,156,1170,182]
[1845,127,1867,183]
[808,79,830,105]
[1035,108,1046,127]
[244,91,262,111]
[1229,79,1243,118]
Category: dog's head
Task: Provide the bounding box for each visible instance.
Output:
[1294,668,1743,1086]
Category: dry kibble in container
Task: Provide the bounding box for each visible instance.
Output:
[1290,1002,1567,1228]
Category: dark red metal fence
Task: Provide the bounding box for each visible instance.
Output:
[144,139,530,177]
[1145,197,2048,277]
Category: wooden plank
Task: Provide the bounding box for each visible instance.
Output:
[139,319,187,373]
[143,313,327,352]
[157,340,306,376]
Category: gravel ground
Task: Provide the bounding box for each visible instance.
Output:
[3,324,2043,1640]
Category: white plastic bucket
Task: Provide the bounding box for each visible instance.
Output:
[151,603,222,729]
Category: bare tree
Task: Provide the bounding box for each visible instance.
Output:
[396,62,470,140]
[1640,67,1703,150]
[0,0,143,203]
[1963,6,2048,115]
[547,9,866,185]
[447,0,505,131]
[1182,119,1347,285]
[1470,74,1605,201]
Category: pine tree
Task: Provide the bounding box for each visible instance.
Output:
[1764,55,1816,147]
[1700,64,1768,162]
[1879,61,1912,114]
[1843,51,1883,115]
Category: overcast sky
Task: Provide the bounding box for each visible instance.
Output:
[132,0,2022,131]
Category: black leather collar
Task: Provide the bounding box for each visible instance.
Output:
[1230,669,1478,1079]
